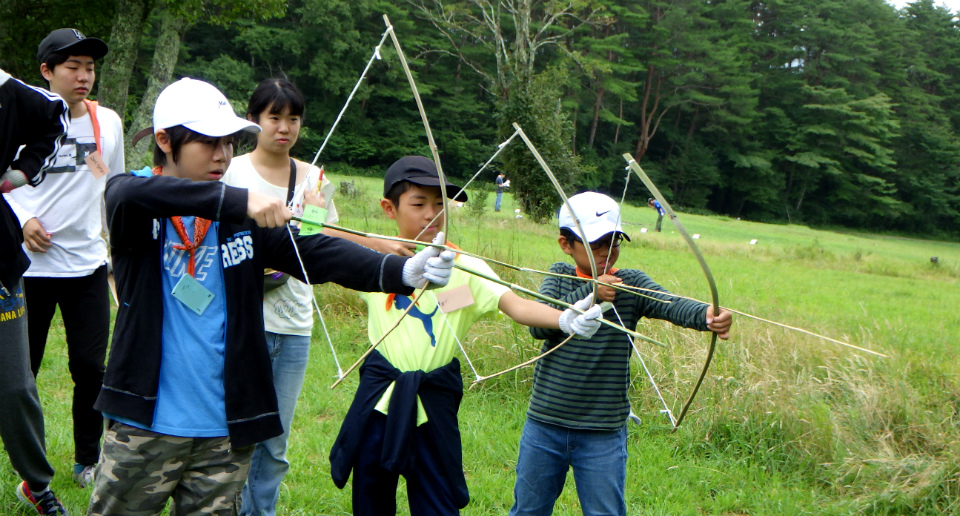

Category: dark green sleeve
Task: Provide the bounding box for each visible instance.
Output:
[626,270,709,331]
[529,263,593,340]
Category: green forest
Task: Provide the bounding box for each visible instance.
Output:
[2,0,959,236]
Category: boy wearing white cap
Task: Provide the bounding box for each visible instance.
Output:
[509,192,732,516]
[87,79,456,516]
[329,156,603,516]
[4,28,124,490]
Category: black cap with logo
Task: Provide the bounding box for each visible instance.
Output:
[383,156,468,202]
[37,28,108,64]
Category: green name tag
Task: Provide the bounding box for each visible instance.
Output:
[299,205,327,236]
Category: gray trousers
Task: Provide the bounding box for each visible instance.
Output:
[0,279,55,491]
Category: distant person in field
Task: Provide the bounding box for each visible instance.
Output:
[86,78,455,516]
[494,171,507,212]
[222,78,411,516]
[0,67,70,516]
[647,197,665,232]
[508,192,732,516]
[329,156,603,516]
[3,29,125,491]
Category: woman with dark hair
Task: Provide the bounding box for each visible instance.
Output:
[223,78,407,516]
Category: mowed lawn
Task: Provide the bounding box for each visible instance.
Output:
[3,174,958,515]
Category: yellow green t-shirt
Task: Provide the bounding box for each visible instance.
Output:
[359,253,510,423]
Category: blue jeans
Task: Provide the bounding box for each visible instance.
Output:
[495,190,503,211]
[239,332,310,516]
[509,418,627,516]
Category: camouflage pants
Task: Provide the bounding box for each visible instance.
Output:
[87,422,254,516]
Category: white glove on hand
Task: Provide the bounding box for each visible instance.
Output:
[558,293,603,338]
[0,169,28,194]
[401,232,456,289]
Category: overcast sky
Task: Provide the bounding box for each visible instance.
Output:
[887,0,960,12]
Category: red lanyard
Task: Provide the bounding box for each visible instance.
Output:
[152,166,212,277]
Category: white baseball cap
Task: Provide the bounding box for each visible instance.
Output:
[153,78,260,137]
[558,192,631,243]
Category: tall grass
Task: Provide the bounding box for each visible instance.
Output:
[2,175,958,514]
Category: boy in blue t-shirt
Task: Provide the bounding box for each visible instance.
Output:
[647,197,666,232]
[87,80,455,516]
[510,192,732,516]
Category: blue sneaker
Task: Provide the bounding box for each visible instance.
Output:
[15,481,69,515]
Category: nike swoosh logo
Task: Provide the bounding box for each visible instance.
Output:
[596,210,610,217]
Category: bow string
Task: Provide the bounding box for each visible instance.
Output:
[623,154,720,431]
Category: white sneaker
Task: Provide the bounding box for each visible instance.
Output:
[73,464,96,488]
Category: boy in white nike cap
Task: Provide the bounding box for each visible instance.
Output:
[508,191,732,516]
[87,78,456,516]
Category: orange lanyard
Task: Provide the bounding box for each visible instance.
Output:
[575,267,618,279]
[152,166,212,277]
[81,100,101,154]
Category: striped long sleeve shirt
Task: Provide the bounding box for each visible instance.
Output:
[528,262,709,431]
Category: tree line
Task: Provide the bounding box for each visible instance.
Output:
[2,0,958,235]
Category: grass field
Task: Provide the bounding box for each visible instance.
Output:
[2,174,959,515]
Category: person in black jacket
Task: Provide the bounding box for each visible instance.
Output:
[0,68,71,516]
[86,78,456,516]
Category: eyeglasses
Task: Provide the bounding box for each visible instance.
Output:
[570,234,623,251]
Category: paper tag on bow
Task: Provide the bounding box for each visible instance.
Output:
[299,205,327,236]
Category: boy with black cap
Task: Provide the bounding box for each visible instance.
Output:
[329,156,603,516]
[86,80,456,516]
[508,192,732,516]
[3,28,124,490]
[0,67,70,516]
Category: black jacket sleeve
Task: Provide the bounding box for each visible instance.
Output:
[260,228,414,296]
[0,70,69,185]
[105,174,248,247]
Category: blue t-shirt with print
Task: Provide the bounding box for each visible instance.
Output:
[109,216,228,437]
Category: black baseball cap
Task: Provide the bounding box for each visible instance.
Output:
[383,156,468,202]
[37,29,108,64]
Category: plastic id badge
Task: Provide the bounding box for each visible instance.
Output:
[171,274,215,316]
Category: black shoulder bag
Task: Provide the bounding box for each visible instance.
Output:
[263,159,298,293]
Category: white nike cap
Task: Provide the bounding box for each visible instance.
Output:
[558,191,631,243]
[153,78,260,137]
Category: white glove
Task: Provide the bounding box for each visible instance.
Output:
[0,169,28,194]
[558,292,603,338]
[401,232,456,289]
